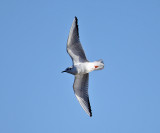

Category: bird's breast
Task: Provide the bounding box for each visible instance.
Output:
[75,62,95,74]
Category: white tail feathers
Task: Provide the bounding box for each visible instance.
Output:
[93,59,104,70]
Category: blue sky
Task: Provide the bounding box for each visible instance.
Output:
[0,0,160,133]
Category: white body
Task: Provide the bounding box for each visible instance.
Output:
[70,60,104,75]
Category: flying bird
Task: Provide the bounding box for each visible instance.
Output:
[62,17,104,117]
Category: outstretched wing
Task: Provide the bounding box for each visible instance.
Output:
[67,17,88,65]
[73,73,92,117]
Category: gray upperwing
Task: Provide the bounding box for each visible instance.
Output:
[73,73,92,117]
[67,17,88,65]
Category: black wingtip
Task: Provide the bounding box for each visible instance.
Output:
[75,16,78,23]
[73,16,79,37]
[89,108,92,117]
[88,99,92,117]
[90,113,92,117]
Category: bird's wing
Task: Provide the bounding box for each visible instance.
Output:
[73,73,92,117]
[67,17,88,65]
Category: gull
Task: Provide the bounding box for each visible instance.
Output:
[62,17,104,117]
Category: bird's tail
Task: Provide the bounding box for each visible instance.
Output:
[93,59,104,70]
